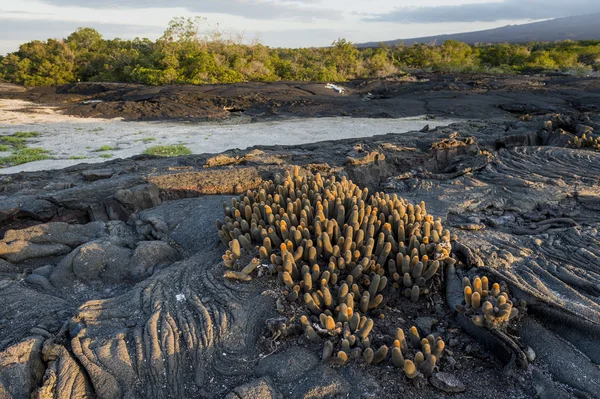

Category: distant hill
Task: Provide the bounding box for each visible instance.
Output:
[358,13,600,48]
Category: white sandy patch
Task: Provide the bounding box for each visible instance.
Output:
[0,99,457,175]
[0,99,120,125]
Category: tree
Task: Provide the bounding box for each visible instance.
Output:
[478,43,530,70]
[1,39,75,86]
[435,40,478,72]
[1,19,599,87]
[67,28,103,51]
[329,38,360,80]
[365,48,398,77]
[66,28,106,80]
[161,17,206,44]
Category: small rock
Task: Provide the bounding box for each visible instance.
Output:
[228,377,282,399]
[525,346,536,362]
[255,347,319,383]
[43,182,75,191]
[82,169,115,181]
[0,242,71,264]
[415,317,435,336]
[24,274,54,291]
[523,211,545,222]
[205,154,239,168]
[279,365,349,399]
[430,372,466,393]
[32,265,53,278]
[497,250,514,263]
[497,215,516,224]
[467,216,480,224]
[446,356,457,368]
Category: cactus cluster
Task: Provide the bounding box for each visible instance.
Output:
[570,133,600,150]
[316,323,444,379]
[217,166,455,378]
[455,276,524,329]
[394,326,445,379]
[218,167,453,295]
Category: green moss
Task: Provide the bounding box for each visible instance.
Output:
[0,148,50,166]
[93,145,115,152]
[142,137,156,143]
[143,145,192,157]
[69,155,86,160]
[0,144,11,152]
[99,153,113,158]
[12,131,40,138]
[0,136,28,148]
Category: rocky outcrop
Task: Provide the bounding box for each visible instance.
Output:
[3,74,600,121]
[1,109,600,398]
[0,337,45,398]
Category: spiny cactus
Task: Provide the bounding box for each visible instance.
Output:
[217,166,453,294]
[217,166,456,375]
[570,133,600,150]
[455,275,526,330]
[305,309,377,364]
[390,326,445,379]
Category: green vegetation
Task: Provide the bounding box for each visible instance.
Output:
[1,136,28,148]
[69,155,86,160]
[0,132,51,166]
[1,17,599,87]
[0,148,50,166]
[143,144,192,157]
[99,153,113,158]
[1,132,39,147]
[135,137,156,143]
[12,131,41,138]
[93,145,115,152]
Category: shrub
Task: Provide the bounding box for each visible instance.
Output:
[143,145,192,157]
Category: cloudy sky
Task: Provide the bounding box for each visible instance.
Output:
[1,0,598,55]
